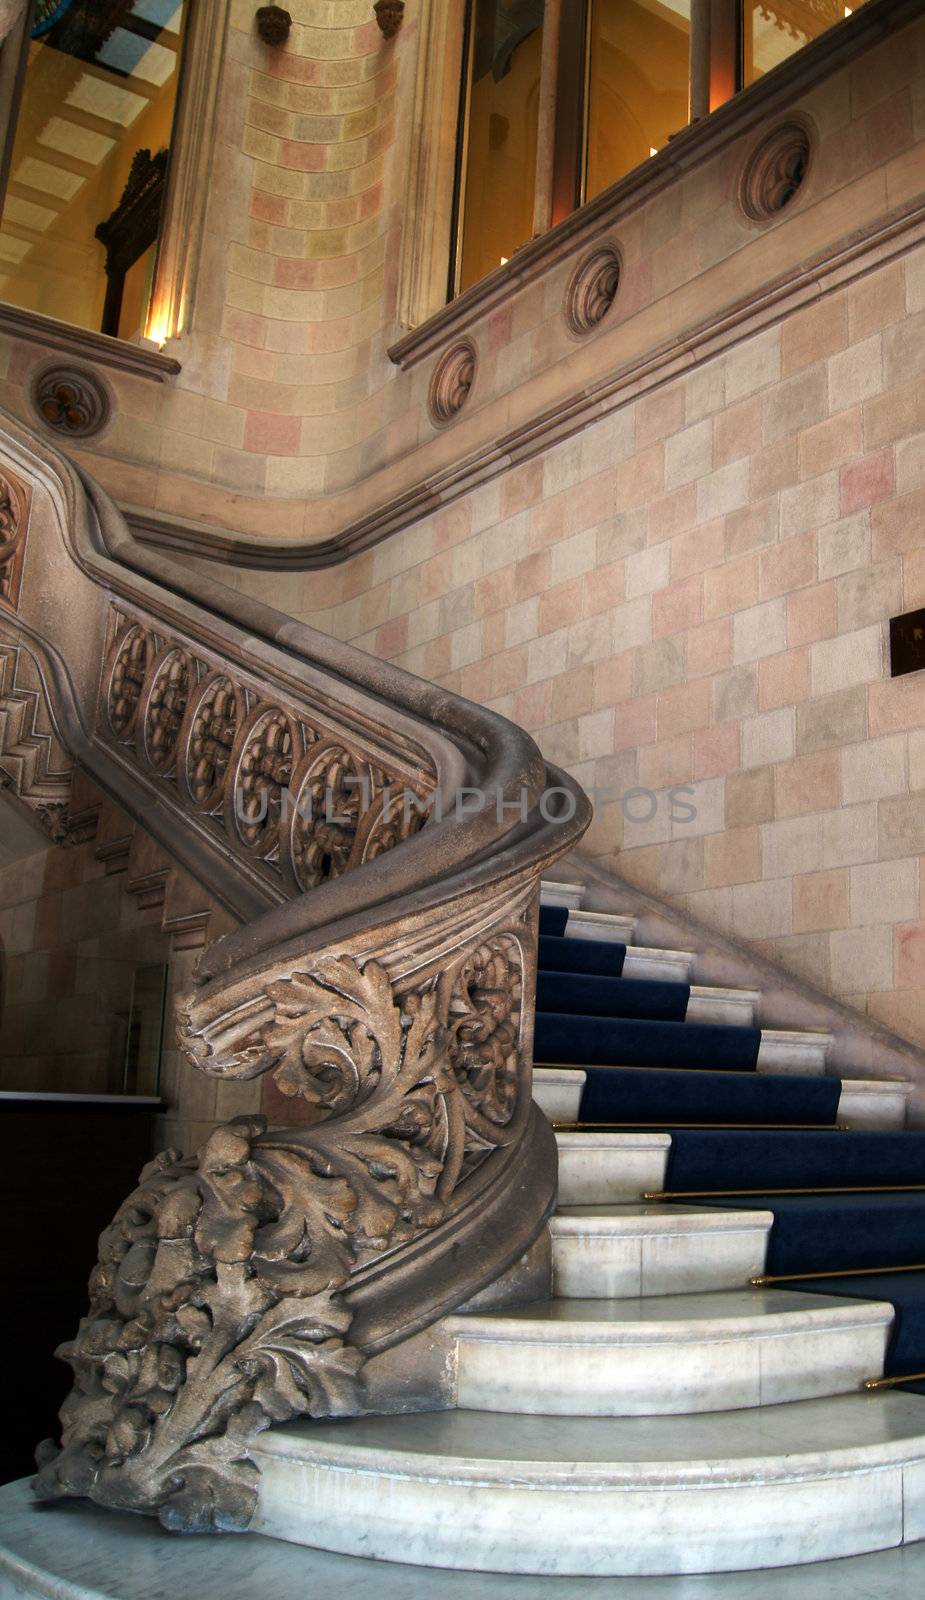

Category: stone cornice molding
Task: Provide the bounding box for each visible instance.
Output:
[0,306,181,382]
[126,193,925,570]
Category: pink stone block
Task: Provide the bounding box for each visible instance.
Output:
[501,460,543,518]
[474,567,516,617]
[714,397,762,466]
[615,444,665,511]
[487,306,514,355]
[460,658,494,706]
[420,552,454,602]
[251,190,289,225]
[281,141,326,171]
[687,617,732,677]
[692,722,741,781]
[376,616,408,659]
[275,258,322,290]
[670,518,725,581]
[492,647,529,698]
[514,680,552,731]
[647,483,698,542]
[583,559,626,616]
[775,750,840,817]
[839,447,895,515]
[657,679,712,739]
[515,551,551,600]
[799,408,862,480]
[868,674,925,736]
[759,532,817,600]
[863,88,914,167]
[704,554,758,621]
[593,653,634,709]
[758,647,811,711]
[636,386,686,448]
[652,576,703,639]
[433,503,472,550]
[787,582,837,647]
[613,695,658,752]
[639,734,693,788]
[243,411,301,455]
[539,577,584,635]
[871,486,925,560]
[895,922,925,989]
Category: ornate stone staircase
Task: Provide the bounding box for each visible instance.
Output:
[3,410,925,1589]
[212,880,925,1578]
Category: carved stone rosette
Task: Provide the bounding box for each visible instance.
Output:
[31,365,111,439]
[564,247,621,336]
[739,122,812,221]
[429,342,477,425]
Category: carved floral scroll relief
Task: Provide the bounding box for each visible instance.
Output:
[34,921,532,1532]
[99,608,437,896]
[0,469,28,612]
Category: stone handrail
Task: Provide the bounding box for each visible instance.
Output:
[0,409,590,1532]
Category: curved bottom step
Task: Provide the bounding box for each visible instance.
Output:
[6,1476,925,1600]
[249,1394,925,1576]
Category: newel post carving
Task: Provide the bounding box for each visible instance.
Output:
[33,921,536,1531]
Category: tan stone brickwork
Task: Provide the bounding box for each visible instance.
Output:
[276,242,925,1048]
[0,782,247,1153]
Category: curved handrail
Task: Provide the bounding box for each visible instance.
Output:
[0,409,590,1533]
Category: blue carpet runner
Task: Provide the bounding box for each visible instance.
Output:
[538,933,626,977]
[534,1010,762,1071]
[538,901,925,1384]
[578,1066,841,1126]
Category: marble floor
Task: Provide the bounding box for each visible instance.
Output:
[3,1477,925,1600]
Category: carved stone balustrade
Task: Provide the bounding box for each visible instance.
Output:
[0,407,590,1534]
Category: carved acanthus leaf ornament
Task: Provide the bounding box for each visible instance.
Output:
[34,933,528,1530]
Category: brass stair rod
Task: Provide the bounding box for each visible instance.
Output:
[644,1184,925,1200]
[753,1262,925,1286]
[555,1122,846,1132]
[864,1371,925,1391]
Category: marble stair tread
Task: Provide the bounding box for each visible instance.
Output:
[549,1202,773,1295]
[756,1029,833,1073]
[564,908,636,943]
[536,1068,908,1131]
[622,945,694,980]
[254,1388,925,1479]
[251,1394,925,1574]
[556,1130,670,1202]
[838,1079,912,1131]
[8,1479,925,1600]
[540,879,586,910]
[447,1285,890,1332]
[444,1288,892,1416]
[686,985,762,1025]
[551,1200,775,1228]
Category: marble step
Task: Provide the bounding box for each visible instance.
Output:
[8,1476,925,1600]
[838,1078,912,1130]
[756,1029,833,1074]
[251,1392,925,1574]
[535,1066,908,1131]
[564,908,636,944]
[445,1289,892,1417]
[549,1202,774,1297]
[686,984,762,1025]
[622,945,694,981]
[556,1130,670,1203]
[540,879,585,910]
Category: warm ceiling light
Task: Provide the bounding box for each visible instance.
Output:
[649,146,658,156]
